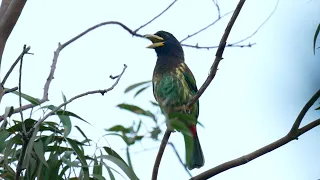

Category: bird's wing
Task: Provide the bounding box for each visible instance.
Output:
[181,63,199,118]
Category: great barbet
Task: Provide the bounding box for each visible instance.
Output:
[145,31,205,170]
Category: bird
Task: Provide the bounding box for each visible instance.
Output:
[144,30,204,170]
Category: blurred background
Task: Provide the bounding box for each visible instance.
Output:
[1,0,320,179]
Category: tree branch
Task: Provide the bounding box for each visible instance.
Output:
[2,45,31,86]
[18,45,27,135]
[187,0,246,108]
[0,0,27,70]
[181,42,255,49]
[289,88,320,134]
[0,21,143,122]
[32,64,127,131]
[180,11,233,43]
[134,0,178,33]
[191,87,320,180]
[229,0,279,46]
[191,117,320,180]
[151,129,172,180]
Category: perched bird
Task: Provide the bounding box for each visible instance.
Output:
[145,31,204,170]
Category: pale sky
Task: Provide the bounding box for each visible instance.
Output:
[1,0,320,179]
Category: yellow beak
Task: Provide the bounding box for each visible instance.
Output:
[144,34,165,48]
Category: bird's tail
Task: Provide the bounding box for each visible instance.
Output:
[183,128,205,170]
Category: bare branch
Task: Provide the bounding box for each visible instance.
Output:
[289,88,320,134]
[18,45,27,135]
[191,116,320,180]
[32,64,127,130]
[187,0,246,108]
[0,0,27,69]
[180,11,233,43]
[2,45,31,86]
[134,0,178,33]
[61,21,144,50]
[0,21,142,122]
[152,129,172,180]
[182,42,255,49]
[213,0,221,18]
[231,0,279,45]
[4,86,18,94]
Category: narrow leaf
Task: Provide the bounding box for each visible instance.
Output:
[134,86,150,98]
[97,155,139,180]
[11,90,40,105]
[66,138,89,179]
[117,103,156,121]
[34,140,49,167]
[124,80,151,93]
[314,23,320,54]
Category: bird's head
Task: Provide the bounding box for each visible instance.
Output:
[144,31,184,59]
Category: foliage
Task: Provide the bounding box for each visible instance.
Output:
[0,92,140,180]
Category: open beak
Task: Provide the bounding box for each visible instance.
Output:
[144,34,164,48]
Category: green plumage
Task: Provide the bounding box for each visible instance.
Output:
[145,31,204,170]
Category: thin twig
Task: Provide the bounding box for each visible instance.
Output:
[61,21,144,50]
[15,137,28,180]
[213,0,221,18]
[2,46,31,86]
[151,129,172,180]
[168,142,192,177]
[19,45,27,135]
[134,0,178,33]
[0,21,142,122]
[231,0,279,45]
[180,11,233,43]
[31,64,127,131]
[182,42,255,49]
[187,0,246,108]
[289,88,320,134]
[4,86,18,94]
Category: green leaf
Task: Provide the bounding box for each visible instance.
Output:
[136,120,142,133]
[101,162,117,180]
[61,156,81,167]
[103,146,127,165]
[314,23,320,54]
[61,91,67,111]
[117,103,156,122]
[126,147,133,170]
[22,125,39,169]
[124,80,151,93]
[134,85,150,98]
[42,105,90,124]
[97,155,139,180]
[0,130,10,152]
[3,137,15,175]
[11,90,40,105]
[66,138,89,179]
[93,157,102,175]
[58,115,71,137]
[34,140,49,167]
[106,125,132,133]
[75,125,90,144]
[150,127,161,140]
[92,174,106,180]
[55,110,90,124]
[150,101,159,107]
